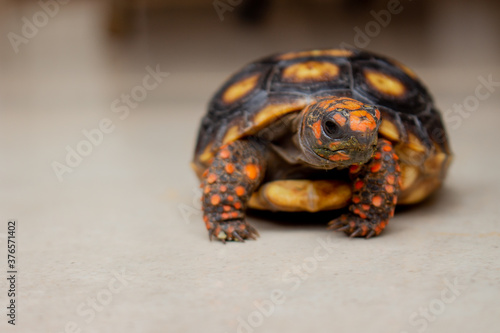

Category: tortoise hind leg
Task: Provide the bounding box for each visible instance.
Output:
[201,139,266,242]
[328,139,401,238]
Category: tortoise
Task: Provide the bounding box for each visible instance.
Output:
[192,48,452,242]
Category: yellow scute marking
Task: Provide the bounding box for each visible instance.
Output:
[279,49,353,60]
[198,143,214,163]
[222,73,260,104]
[407,133,426,153]
[365,70,406,97]
[400,164,419,191]
[253,101,308,128]
[282,61,340,83]
[222,125,241,144]
[379,119,400,141]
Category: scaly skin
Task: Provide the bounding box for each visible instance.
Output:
[201,139,266,242]
[328,139,401,238]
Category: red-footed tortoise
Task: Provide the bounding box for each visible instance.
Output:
[192,48,452,242]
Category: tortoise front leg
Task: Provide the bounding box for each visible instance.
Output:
[328,139,401,238]
[201,139,266,242]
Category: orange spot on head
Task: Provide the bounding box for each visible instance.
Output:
[352,196,360,204]
[223,205,231,211]
[340,100,363,110]
[393,153,399,161]
[349,111,377,132]
[371,163,382,173]
[329,152,350,161]
[312,120,322,139]
[235,186,246,196]
[225,163,235,174]
[383,145,392,152]
[373,152,382,160]
[385,185,395,193]
[204,186,211,194]
[244,164,260,180]
[234,202,242,210]
[355,180,364,190]
[393,196,398,204]
[375,109,381,119]
[372,196,383,207]
[230,212,239,219]
[207,174,217,184]
[333,113,347,126]
[221,213,229,219]
[361,204,370,211]
[202,169,209,178]
[220,185,227,192]
[350,165,362,174]
[386,175,395,184]
[227,195,234,202]
[220,149,231,159]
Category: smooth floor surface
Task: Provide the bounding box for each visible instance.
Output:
[0,1,499,332]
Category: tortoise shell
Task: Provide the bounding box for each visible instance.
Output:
[193,48,452,207]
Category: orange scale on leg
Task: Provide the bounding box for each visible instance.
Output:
[355,180,364,190]
[211,195,221,206]
[220,185,227,192]
[207,174,217,184]
[372,196,383,207]
[234,202,242,210]
[362,204,370,211]
[225,163,235,174]
[219,149,231,159]
[235,186,246,196]
[244,164,260,180]
[371,163,382,173]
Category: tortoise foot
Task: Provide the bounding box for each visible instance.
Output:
[207,219,259,243]
[328,213,388,239]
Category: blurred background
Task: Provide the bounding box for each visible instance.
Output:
[0,0,499,332]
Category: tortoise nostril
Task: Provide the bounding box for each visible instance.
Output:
[324,120,340,138]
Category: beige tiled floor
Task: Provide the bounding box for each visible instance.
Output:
[0,0,499,332]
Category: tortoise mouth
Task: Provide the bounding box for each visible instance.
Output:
[313,146,376,165]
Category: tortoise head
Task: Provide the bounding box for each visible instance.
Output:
[298,97,381,169]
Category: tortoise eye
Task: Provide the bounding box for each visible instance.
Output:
[323,120,340,138]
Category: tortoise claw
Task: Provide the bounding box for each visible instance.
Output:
[208,220,259,243]
[328,213,385,239]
